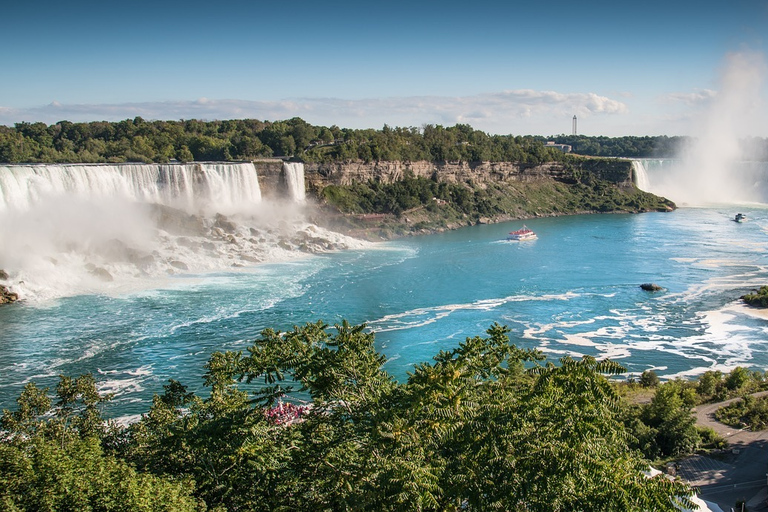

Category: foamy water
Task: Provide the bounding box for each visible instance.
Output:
[3,205,768,418]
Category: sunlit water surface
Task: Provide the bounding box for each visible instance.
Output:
[3,207,768,418]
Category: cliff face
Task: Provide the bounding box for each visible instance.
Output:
[251,159,285,197]
[299,159,634,192]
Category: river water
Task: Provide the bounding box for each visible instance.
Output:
[2,162,768,418]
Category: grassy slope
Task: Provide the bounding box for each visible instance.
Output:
[312,174,675,240]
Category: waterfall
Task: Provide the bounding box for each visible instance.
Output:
[631,159,671,194]
[631,160,650,191]
[0,161,368,302]
[282,162,306,202]
[632,158,768,205]
[0,162,262,214]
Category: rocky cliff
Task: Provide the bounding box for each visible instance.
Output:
[268,158,670,240]
[299,159,635,192]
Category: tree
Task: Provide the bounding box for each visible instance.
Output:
[725,366,752,391]
[639,369,660,387]
[3,324,695,511]
[0,376,201,511]
[640,381,700,458]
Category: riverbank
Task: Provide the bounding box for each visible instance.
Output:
[307,174,675,240]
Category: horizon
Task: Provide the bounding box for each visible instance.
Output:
[2,0,767,138]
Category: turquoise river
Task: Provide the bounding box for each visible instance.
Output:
[2,161,768,419]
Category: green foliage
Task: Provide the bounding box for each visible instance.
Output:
[0,437,201,511]
[0,118,661,165]
[715,394,768,430]
[697,426,728,450]
[697,370,727,401]
[639,370,660,388]
[320,168,675,236]
[13,119,758,164]
[0,375,202,511]
[628,381,701,459]
[2,323,696,511]
[742,286,768,308]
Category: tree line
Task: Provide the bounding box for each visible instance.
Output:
[5,117,765,165]
[0,118,573,164]
[6,320,764,511]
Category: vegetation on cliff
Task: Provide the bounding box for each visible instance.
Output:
[552,134,768,160]
[316,169,675,238]
[2,322,700,511]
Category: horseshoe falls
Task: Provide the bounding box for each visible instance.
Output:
[632,158,768,205]
[3,161,768,420]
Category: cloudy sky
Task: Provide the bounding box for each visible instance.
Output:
[2,0,767,137]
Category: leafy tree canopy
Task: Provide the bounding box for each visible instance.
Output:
[1,321,695,511]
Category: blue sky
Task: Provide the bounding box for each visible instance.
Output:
[1,0,767,136]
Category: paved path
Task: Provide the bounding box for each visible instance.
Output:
[678,392,768,511]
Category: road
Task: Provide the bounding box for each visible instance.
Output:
[677,392,768,511]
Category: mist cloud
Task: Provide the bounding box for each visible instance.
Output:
[641,51,768,205]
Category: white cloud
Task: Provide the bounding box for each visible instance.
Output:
[0,90,629,136]
[660,89,717,106]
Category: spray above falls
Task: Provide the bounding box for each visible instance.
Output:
[634,51,768,206]
[0,161,365,302]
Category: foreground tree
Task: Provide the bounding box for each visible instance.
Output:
[0,377,202,511]
[2,322,694,511]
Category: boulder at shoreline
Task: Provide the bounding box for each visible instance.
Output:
[0,285,19,305]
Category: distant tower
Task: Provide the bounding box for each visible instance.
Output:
[572,115,577,135]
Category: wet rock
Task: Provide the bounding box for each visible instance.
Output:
[0,269,9,280]
[177,237,199,249]
[214,213,238,234]
[640,283,663,292]
[0,285,18,304]
[99,239,130,261]
[144,203,206,236]
[90,267,114,282]
[169,260,189,270]
[130,253,156,270]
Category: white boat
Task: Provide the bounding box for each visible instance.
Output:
[507,225,537,241]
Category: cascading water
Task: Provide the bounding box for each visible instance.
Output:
[632,158,768,205]
[0,162,262,214]
[0,162,365,301]
[282,162,306,202]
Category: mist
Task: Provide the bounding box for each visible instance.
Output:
[0,163,366,302]
[647,51,768,205]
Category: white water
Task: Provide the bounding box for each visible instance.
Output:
[283,162,306,202]
[632,51,768,206]
[0,161,366,302]
[633,158,768,206]
[0,162,262,215]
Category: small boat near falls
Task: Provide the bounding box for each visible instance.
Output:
[507,225,537,241]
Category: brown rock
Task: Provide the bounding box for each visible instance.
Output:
[0,284,19,304]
